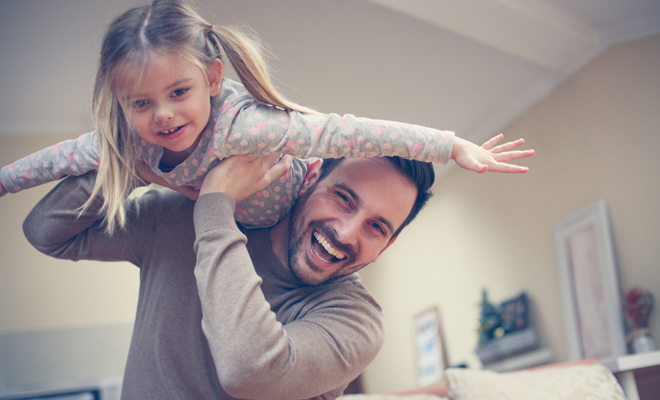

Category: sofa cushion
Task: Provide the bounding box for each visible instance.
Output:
[340,395,447,400]
[446,364,626,400]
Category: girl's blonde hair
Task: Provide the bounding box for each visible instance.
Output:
[84,0,317,234]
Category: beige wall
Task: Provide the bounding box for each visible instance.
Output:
[0,134,140,334]
[360,34,660,393]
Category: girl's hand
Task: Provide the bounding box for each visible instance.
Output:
[0,181,7,197]
[200,154,293,203]
[135,161,200,201]
[451,134,534,174]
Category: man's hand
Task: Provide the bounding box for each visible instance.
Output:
[200,154,293,203]
[0,181,7,197]
[135,161,201,201]
[451,134,535,174]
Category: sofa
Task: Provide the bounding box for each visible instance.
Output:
[339,360,627,400]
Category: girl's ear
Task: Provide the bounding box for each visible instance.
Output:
[209,59,223,96]
[298,158,323,196]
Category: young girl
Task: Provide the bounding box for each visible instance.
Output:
[0,0,533,233]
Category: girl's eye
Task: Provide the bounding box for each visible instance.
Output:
[132,99,148,108]
[172,88,188,97]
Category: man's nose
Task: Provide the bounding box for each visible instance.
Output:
[333,216,361,247]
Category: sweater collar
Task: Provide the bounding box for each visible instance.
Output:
[243,227,304,288]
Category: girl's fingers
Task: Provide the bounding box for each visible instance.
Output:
[493,149,535,162]
[489,138,526,154]
[489,162,530,173]
[481,134,504,150]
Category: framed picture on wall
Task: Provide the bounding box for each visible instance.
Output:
[413,307,447,386]
[553,200,626,361]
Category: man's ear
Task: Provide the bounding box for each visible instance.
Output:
[209,59,223,97]
[298,158,323,196]
[372,234,399,263]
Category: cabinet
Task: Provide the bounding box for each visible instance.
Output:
[603,350,660,400]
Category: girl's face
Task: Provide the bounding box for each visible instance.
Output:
[115,51,222,156]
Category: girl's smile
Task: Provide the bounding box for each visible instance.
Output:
[115,51,223,165]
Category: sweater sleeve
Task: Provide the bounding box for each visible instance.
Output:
[22,171,152,265]
[1,131,100,193]
[203,79,453,166]
[217,101,455,165]
[193,193,384,400]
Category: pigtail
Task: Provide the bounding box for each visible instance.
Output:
[209,26,321,115]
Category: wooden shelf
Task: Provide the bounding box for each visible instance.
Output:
[602,350,660,373]
[602,350,660,400]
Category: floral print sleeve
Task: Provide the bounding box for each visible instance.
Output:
[0,132,99,193]
[134,79,454,228]
[135,79,454,193]
[213,80,454,164]
[2,78,453,229]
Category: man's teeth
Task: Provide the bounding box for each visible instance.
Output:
[313,232,345,260]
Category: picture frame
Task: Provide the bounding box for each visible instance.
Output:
[553,200,627,361]
[499,291,530,334]
[413,307,447,386]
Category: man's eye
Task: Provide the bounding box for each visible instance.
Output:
[172,88,188,97]
[372,222,385,235]
[337,192,350,204]
[132,99,148,108]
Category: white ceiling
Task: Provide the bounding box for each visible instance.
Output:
[368,0,660,70]
[365,0,660,140]
[1,0,659,152]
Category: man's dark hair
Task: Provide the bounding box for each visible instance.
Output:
[318,157,435,238]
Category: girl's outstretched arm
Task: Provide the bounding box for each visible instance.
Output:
[451,134,534,174]
[0,131,100,194]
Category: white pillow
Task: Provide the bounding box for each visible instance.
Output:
[339,395,448,400]
[446,364,626,400]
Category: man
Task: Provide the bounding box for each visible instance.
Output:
[23,154,435,399]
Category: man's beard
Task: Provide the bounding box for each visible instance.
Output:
[286,187,358,286]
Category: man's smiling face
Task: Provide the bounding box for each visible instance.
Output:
[285,158,418,286]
